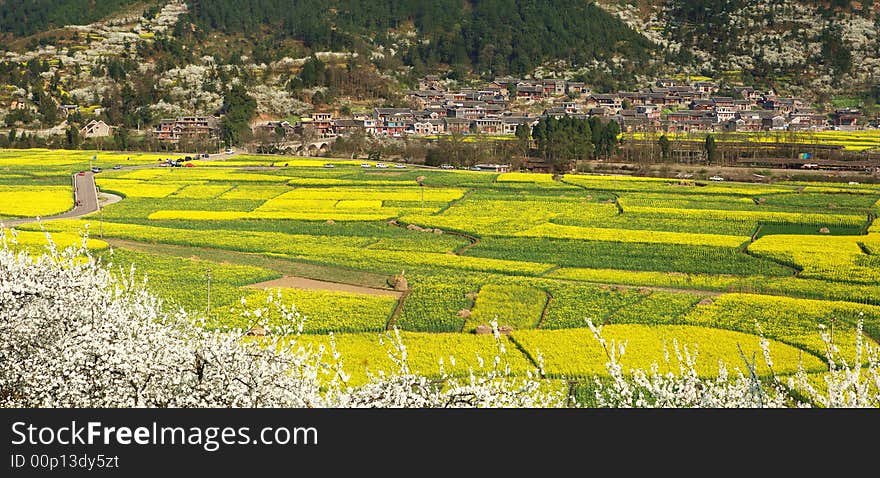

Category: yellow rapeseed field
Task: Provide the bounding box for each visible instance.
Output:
[511,325,826,378]
[0,186,72,217]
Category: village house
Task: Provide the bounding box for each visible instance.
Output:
[591,94,622,114]
[636,105,662,122]
[788,110,826,130]
[253,120,297,138]
[728,111,764,132]
[80,119,114,138]
[756,110,787,130]
[447,103,486,120]
[693,81,718,97]
[473,163,510,172]
[418,75,442,90]
[542,79,566,96]
[474,118,504,134]
[667,110,713,122]
[690,99,715,111]
[59,104,80,118]
[515,84,544,101]
[406,90,446,109]
[656,78,686,88]
[565,82,589,97]
[309,112,334,137]
[332,119,366,135]
[543,107,567,119]
[832,108,863,128]
[501,116,535,134]
[714,106,737,123]
[154,116,220,143]
[373,108,413,122]
[443,117,471,134]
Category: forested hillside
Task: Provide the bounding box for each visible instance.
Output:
[603,0,880,101]
[0,0,654,78]
[183,0,655,76]
[0,0,144,37]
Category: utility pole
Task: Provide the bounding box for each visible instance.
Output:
[206,268,212,318]
[830,316,835,349]
[416,176,426,209]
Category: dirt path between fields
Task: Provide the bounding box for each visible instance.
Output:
[247,276,402,297]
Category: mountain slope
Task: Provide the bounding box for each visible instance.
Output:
[599,0,880,101]
[182,0,656,77]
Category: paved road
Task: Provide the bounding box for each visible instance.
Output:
[1,172,99,227]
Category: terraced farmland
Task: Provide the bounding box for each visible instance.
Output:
[3,148,879,402]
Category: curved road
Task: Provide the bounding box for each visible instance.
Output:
[2,171,100,228]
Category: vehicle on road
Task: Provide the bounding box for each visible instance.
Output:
[112,165,122,170]
[185,163,195,168]
[376,163,388,168]
[394,164,406,169]
[90,167,102,173]
[361,163,371,168]
[77,171,86,176]
[324,164,335,168]
[708,175,724,181]
[440,164,454,169]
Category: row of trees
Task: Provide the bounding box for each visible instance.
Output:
[526,116,621,171]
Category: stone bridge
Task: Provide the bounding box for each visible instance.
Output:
[257,137,337,156]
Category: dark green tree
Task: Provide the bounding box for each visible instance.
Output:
[65,124,81,149]
[659,134,670,161]
[515,123,530,157]
[704,134,718,164]
[220,83,257,146]
[113,127,130,150]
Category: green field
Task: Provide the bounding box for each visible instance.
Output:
[3,148,879,398]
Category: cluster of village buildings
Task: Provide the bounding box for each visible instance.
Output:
[59,76,871,145]
[252,76,870,143]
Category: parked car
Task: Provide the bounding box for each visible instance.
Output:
[203,153,210,158]
[394,164,406,169]
[323,163,336,168]
[90,166,102,173]
[440,164,454,169]
[361,163,371,168]
[184,163,195,168]
[708,175,724,181]
[376,163,388,168]
[77,170,86,176]
[112,165,122,170]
